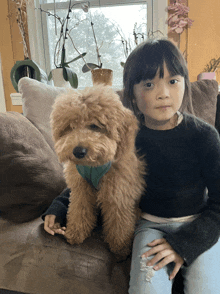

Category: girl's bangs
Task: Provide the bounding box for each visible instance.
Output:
[164,53,186,78]
[134,40,187,83]
[135,53,164,82]
[140,55,185,82]
[142,63,162,81]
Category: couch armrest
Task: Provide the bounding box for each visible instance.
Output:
[0,112,66,223]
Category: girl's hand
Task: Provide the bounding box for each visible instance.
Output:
[141,238,184,280]
[44,215,66,236]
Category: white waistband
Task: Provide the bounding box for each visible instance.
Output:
[141,212,199,224]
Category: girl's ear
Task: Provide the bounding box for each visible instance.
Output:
[115,108,139,160]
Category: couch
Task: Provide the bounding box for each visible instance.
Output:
[0,77,219,294]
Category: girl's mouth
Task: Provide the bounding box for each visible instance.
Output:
[156,105,171,110]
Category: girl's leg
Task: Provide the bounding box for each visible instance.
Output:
[129,222,174,294]
[182,238,220,294]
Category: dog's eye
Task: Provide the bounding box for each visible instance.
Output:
[89,124,101,131]
[60,125,73,137]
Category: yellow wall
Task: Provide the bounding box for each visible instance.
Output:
[187,0,220,82]
[0,0,23,112]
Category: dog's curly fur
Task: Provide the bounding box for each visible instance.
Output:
[50,85,146,257]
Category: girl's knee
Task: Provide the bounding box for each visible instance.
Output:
[140,255,156,283]
[129,254,173,294]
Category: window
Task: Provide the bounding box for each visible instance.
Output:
[27,0,167,89]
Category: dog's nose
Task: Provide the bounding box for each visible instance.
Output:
[73,146,88,159]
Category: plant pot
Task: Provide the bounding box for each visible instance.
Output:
[10,59,47,92]
[51,68,70,87]
[91,69,113,86]
[197,72,216,81]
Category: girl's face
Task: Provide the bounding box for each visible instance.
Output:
[133,63,185,130]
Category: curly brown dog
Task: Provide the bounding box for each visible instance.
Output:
[50,85,146,257]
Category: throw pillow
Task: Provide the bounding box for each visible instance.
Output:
[18,77,67,150]
[215,94,220,132]
[189,79,218,126]
[0,112,66,223]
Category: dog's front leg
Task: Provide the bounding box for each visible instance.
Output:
[98,186,136,257]
[65,179,97,245]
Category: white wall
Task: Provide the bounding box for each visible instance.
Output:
[0,53,6,112]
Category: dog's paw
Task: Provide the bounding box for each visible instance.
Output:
[65,228,90,245]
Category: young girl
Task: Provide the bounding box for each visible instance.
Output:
[43,39,220,293]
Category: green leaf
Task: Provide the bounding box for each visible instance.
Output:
[63,67,78,88]
[120,62,125,67]
[66,52,87,65]
[48,71,52,81]
[82,63,100,73]
[61,47,66,67]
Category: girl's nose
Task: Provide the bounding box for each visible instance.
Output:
[157,83,169,100]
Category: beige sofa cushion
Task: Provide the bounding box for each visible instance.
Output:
[0,217,129,294]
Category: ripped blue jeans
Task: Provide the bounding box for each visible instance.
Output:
[129,219,220,294]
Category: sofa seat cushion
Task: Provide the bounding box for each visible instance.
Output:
[0,218,130,294]
[0,112,66,223]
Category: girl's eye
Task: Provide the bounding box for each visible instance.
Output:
[144,82,154,89]
[170,79,178,85]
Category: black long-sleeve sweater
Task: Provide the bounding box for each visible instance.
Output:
[136,113,220,265]
[42,113,220,266]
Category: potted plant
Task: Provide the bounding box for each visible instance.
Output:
[118,22,146,68]
[117,23,164,68]
[10,0,48,92]
[40,0,90,88]
[81,16,113,86]
[197,58,220,81]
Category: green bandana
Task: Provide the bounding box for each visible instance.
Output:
[76,162,112,189]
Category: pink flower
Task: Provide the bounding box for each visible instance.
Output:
[166,0,194,34]
[167,3,189,15]
[167,14,179,25]
[169,0,187,5]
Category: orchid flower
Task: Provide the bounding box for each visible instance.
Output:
[166,0,194,34]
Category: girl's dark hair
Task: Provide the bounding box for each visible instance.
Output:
[123,38,194,123]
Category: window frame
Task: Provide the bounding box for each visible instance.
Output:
[27,0,167,84]
[0,54,6,112]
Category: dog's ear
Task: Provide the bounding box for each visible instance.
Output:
[115,108,139,160]
[50,89,81,142]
